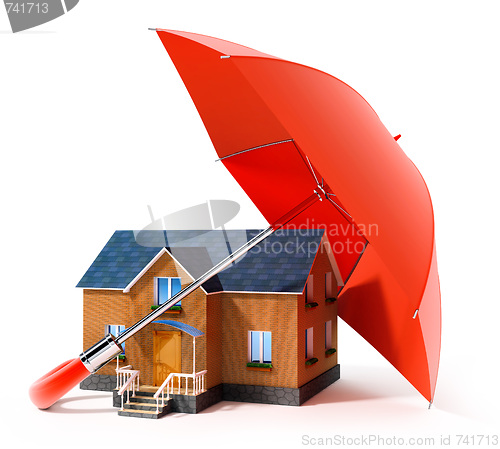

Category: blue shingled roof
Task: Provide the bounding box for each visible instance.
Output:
[77,229,324,293]
[76,231,163,289]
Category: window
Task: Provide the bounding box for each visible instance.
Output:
[325,320,332,349]
[155,277,182,306]
[305,327,314,359]
[106,324,125,354]
[305,275,314,302]
[325,272,333,298]
[248,331,272,364]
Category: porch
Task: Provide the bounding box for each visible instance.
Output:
[114,319,210,419]
[113,372,214,419]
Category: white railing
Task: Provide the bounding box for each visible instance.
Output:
[116,366,140,411]
[154,370,207,413]
[116,365,132,389]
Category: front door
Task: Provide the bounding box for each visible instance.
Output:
[153,331,181,387]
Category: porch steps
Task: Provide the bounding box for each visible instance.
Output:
[118,390,172,419]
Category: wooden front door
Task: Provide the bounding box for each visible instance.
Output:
[153,331,181,387]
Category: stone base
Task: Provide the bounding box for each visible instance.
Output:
[223,383,300,405]
[299,364,340,405]
[101,364,340,414]
[223,364,340,406]
[112,389,122,408]
[171,384,223,414]
[80,374,116,392]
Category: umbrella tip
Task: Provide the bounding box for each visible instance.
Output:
[394,134,402,141]
[428,400,433,409]
[148,27,157,31]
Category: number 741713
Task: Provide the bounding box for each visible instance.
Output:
[5,3,49,14]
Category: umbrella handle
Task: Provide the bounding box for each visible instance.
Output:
[29,335,122,409]
[29,358,91,409]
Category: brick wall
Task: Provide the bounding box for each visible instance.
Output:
[128,251,207,387]
[206,294,223,388]
[83,251,208,386]
[297,242,339,388]
[83,289,131,377]
[217,292,299,388]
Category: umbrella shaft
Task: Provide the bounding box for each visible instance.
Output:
[116,191,320,346]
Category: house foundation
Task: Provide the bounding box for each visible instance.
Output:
[223,364,340,406]
[80,374,116,392]
[99,363,340,415]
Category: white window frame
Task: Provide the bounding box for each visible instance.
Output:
[154,277,182,306]
[248,331,272,364]
[305,327,314,359]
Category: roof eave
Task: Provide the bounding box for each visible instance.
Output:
[123,248,167,293]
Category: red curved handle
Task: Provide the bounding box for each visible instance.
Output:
[29,358,91,409]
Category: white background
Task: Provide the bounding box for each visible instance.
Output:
[1,1,499,447]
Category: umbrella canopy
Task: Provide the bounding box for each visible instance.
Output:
[155,29,441,402]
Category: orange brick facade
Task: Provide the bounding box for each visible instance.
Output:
[83,251,208,387]
[214,291,299,387]
[82,240,338,391]
[297,240,339,387]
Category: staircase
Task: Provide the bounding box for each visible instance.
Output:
[115,368,208,419]
[118,390,172,419]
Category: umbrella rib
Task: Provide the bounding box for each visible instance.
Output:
[305,155,321,186]
[215,139,294,162]
[290,140,325,187]
[324,194,370,244]
[289,141,367,243]
[325,194,352,220]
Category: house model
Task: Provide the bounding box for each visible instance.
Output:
[77,229,342,418]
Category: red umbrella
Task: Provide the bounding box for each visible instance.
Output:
[154,29,441,403]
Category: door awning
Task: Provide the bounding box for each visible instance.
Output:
[152,320,204,338]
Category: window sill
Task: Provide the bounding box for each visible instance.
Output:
[305,302,319,309]
[325,297,337,304]
[246,363,272,372]
[305,357,318,366]
[150,305,182,314]
[325,348,337,358]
